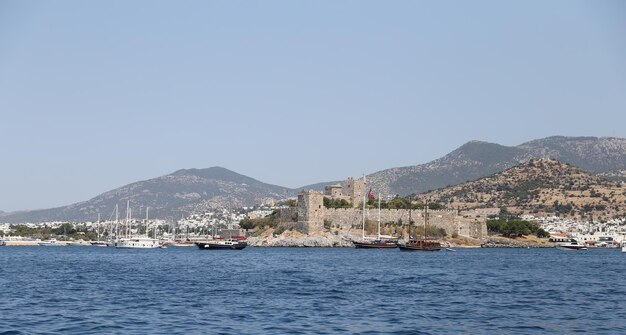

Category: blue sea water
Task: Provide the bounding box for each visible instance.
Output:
[0,246,625,334]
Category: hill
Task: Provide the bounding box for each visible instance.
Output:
[365,136,626,196]
[414,159,626,221]
[4,135,626,223]
[0,167,294,223]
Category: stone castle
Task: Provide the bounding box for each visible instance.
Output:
[285,176,487,240]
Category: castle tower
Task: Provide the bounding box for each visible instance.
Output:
[342,176,367,207]
[297,190,325,234]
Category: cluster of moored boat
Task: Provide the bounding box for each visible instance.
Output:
[352,196,445,251]
[30,201,249,250]
[352,238,443,251]
[32,236,248,250]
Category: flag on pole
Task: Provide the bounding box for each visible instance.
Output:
[367,188,375,201]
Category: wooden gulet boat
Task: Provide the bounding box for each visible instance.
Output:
[397,204,442,252]
[353,189,398,249]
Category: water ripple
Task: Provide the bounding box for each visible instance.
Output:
[1,247,625,334]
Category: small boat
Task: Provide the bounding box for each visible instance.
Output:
[195,239,247,250]
[172,239,195,247]
[0,240,6,246]
[38,239,62,246]
[67,241,85,246]
[90,241,108,247]
[556,239,588,251]
[621,242,626,253]
[397,239,442,252]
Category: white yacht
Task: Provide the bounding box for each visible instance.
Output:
[115,236,161,249]
[621,242,626,253]
[115,203,161,249]
[556,239,588,251]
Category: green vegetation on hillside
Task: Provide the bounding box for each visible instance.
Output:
[486,218,550,238]
[6,223,101,240]
[364,196,443,210]
[323,197,352,208]
[239,210,284,234]
[409,225,447,238]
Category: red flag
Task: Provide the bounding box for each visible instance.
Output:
[368,188,375,201]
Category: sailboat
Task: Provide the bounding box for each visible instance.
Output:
[115,202,161,249]
[172,215,194,247]
[90,213,108,247]
[105,204,120,247]
[353,190,397,249]
[397,203,442,251]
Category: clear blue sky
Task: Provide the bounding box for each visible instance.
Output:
[1,0,625,211]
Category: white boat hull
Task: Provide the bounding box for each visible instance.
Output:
[38,240,62,246]
[115,238,161,249]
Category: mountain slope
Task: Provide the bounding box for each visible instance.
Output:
[1,167,294,223]
[414,159,626,220]
[365,136,626,196]
[5,136,626,223]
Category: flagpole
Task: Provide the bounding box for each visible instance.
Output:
[378,193,381,240]
[362,174,366,240]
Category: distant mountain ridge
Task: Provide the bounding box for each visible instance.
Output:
[1,167,294,223]
[2,136,626,223]
[365,136,626,196]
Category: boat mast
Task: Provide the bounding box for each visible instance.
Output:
[97,213,101,241]
[424,200,428,239]
[146,206,149,238]
[126,200,130,239]
[408,207,412,241]
[377,193,381,240]
[362,175,366,240]
[115,204,119,240]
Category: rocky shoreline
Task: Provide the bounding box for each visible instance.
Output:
[247,231,354,247]
[246,230,555,248]
[480,238,553,248]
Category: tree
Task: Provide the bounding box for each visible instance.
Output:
[536,228,550,238]
[239,218,256,230]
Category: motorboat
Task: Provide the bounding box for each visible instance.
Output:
[195,239,247,250]
[38,239,62,246]
[556,239,588,251]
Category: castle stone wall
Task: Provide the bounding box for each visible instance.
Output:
[277,207,298,222]
[320,208,486,239]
